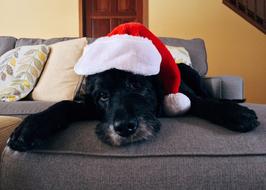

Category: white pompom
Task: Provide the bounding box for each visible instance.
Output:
[163,93,191,116]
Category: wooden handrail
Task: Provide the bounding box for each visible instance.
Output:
[223,0,265,34]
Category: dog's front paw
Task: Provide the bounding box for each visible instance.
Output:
[7,115,43,151]
[224,104,259,132]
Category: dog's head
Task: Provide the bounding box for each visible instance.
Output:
[84,69,162,146]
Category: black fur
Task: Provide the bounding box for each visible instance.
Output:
[8,64,259,151]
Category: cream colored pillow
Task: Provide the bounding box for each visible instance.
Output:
[166,45,192,66]
[31,38,87,101]
[0,45,49,102]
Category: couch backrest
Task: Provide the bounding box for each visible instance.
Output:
[14,37,76,47]
[0,36,17,56]
[0,36,208,76]
[159,37,208,76]
[0,37,76,57]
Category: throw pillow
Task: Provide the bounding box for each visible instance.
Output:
[0,45,50,102]
[166,45,192,66]
[30,38,87,101]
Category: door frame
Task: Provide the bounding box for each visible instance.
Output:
[78,0,149,37]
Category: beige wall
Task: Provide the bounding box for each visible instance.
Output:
[0,0,265,103]
[0,0,79,38]
[149,0,266,103]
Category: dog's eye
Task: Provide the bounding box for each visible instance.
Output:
[99,92,109,102]
[128,82,140,90]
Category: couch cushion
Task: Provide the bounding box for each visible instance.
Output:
[30,38,87,101]
[25,104,265,156]
[159,37,208,76]
[0,36,17,56]
[1,104,265,190]
[0,101,56,118]
[165,45,192,66]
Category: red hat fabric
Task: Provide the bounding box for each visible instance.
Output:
[74,34,162,76]
[108,22,180,95]
[75,22,191,116]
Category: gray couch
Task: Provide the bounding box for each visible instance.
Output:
[0,36,265,190]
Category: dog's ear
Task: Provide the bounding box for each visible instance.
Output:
[85,75,97,95]
[82,76,99,113]
[150,75,164,116]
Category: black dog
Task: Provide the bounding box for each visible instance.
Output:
[7,64,259,151]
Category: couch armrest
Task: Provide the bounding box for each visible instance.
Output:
[202,76,244,100]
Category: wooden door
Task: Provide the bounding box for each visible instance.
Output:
[80,0,147,37]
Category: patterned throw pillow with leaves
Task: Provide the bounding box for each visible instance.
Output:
[0,45,50,102]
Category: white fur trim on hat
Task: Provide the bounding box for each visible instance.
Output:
[163,93,191,116]
[74,34,162,76]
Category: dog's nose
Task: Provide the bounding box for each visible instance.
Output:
[113,119,138,137]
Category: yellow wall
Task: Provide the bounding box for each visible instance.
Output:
[0,0,79,38]
[149,0,266,103]
[0,0,265,103]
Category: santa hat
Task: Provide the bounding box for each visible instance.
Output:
[75,22,191,116]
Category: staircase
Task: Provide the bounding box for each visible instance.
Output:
[223,0,266,34]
